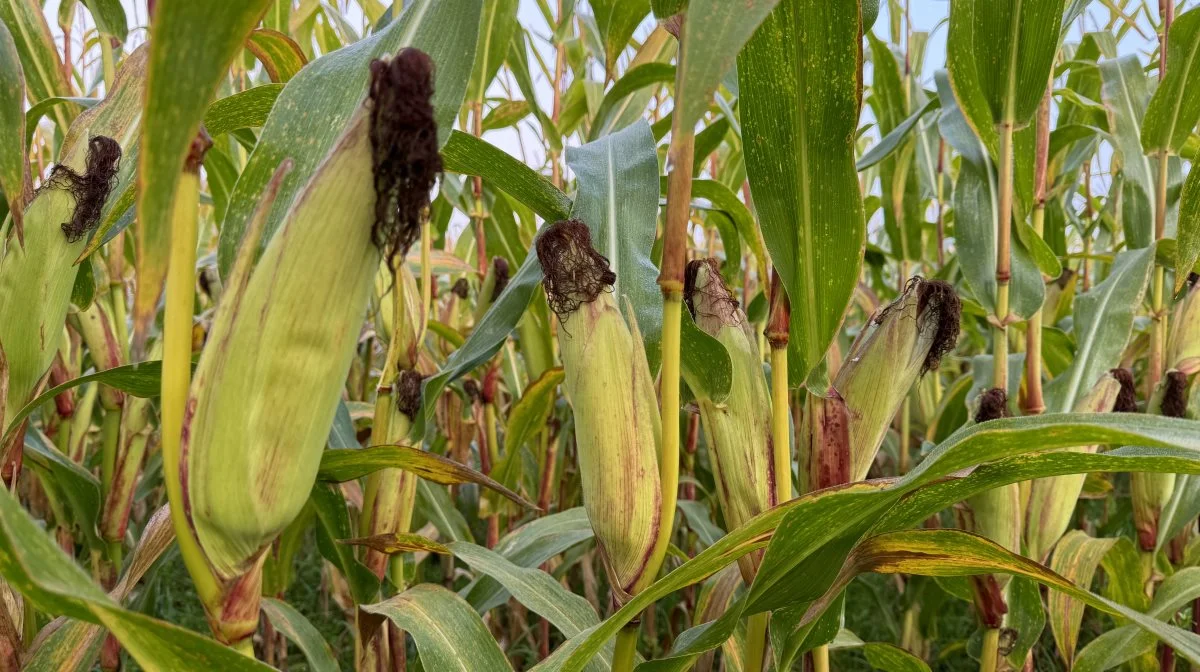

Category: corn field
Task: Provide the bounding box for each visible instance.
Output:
[2,0,1200,669]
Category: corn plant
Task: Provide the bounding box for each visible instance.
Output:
[1,0,1200,670]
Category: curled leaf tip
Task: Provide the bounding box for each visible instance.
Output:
[43,135,122,244]
[1110,367,1137,412]
[368,48,442,270]
[535,219,616,322]
[974,387,1010,423]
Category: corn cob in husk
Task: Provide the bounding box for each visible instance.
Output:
[1167,275,1199,371]
[537,219,661,602]
[833,277,960,481]
[1022,370,1128,562]
[0,48,144,426]
[685,259,774,583]
[179,50,438,641]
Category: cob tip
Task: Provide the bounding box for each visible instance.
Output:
[1162,370,1189,419]
[974,388,1010,423]
[491,257,511,301]
[368,48,441,269]
[395,369,424,420]
[1110,367,1137,412]
[41,135,121,243]
[683,258,739,323]
[535,219,615,322]
[452,277,470,299]
[914,278,961,374]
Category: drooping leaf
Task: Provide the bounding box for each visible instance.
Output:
[360,584,513,672]
[319,444,536,510]
[261,598,339,672]
[739,0,864,383]
[591,0,649,76]
[202,84,284,138]
[1047,531,1116,668]
[1074,567,1200,672]
[338,532,450,555]
[1099,55,1157,248]
[246,29,307,83]
[468,0,519,105]
[504,367,565,454]
[133,0,273,350]
[0,0,75,131]
[442,130,573,222]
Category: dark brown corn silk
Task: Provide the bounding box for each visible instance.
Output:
[368,48,442,269]
[451,278,470,299]
[535,219,616,322]
[683,258,740,324]
[1111,368,1138,412]
[1162,370,1190,419]
[395,369,424,420]
[975,388,1010,423]
[491,257,511,301]
[41,136,122,243]
[916,278,961,374]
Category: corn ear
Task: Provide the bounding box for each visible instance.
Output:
[540,220,661,601]
[1023,371,1123,562]
[686,259,774,582]
[834,277,960,481]
[799,391,852,495]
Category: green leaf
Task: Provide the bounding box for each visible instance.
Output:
[133,0,273,348]
[1004,576,1045,669]
[450,541,610,670]
[1157,473,1200,553]
[0,484,272,671]
[679,307,732,402]
[217,0,483,277]
[245,29,308,83]
[24,506,175,672]
[808,530,1200,666]
[591,0,649,75]
[361,584,513,672]
[590,62,674,139]
[504,367,565,454]
[3,360,169,443]
[546,414,1200,671]
[0,0,75,131]
[946,0,1065,137]
[23,428,101,550]
[1044,246,1154,412]
[261,598,339,672]
[687,179,767,282]
[861,642,931,672]
[416,480,474,543]
[1047,531,1116,668]
[566,120,663,367]
[310,483,380,604]
[461,508,594,613]
[676,0,781,131]
[739,0,864,384]
[80,0,126,41]
[1141,8,1200,155]
[469,0,519,105]
[339,532,450,555]
[319,444,536,510]
[202,84,283,137]
[1099,55,1157,248]
[866,33,922,263]
[1176,164,1200,292]
[442,130,572,221]
[481,99,530,131]
[0,19,25,235]
[857,97,941,171]
[1074,567,1200,672]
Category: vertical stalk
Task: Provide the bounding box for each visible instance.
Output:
[1149,0,1174,398]
[993,119,1015,392]
[615,26,694,669]
[159,135,221,614]
[980,627,1001,672]
[471,103,488,276]
[1023,82,1052,416]
[550,0,566,188]
[936,138,946,268]
[766,271,791,504]
[744,614,769,672]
